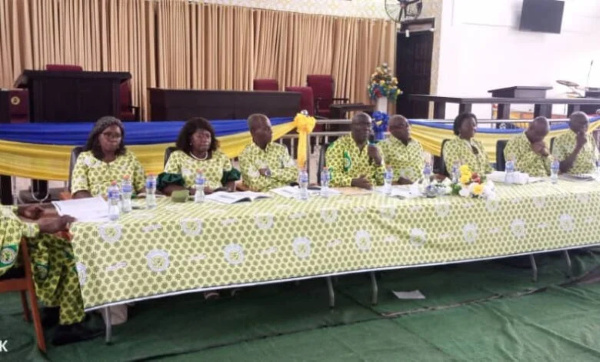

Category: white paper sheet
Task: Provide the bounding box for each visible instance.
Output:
[52,196,110,222]
[270,186,340,199]
[205,191,271,204]
[392,290,426,300]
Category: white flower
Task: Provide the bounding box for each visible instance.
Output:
[459,187,470,198]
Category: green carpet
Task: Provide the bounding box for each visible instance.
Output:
[2,249,600,361]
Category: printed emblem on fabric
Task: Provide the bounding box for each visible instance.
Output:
[76,262,87,286]
[435,202,451,218]
[485,199,500,213]
[255,214,274,229]
[531,196,545,209]
[224,244,245,265]
[292,237,311,259]
[0,246,17,266]
[510,219,526,238]
[180,218,203,236]
[320,208,338,223]
[98,223,122,244]
[559,214,574,232]
[355,230,371,251]
[463,223,478,244]
[409,228,427,247]
[146,250,170,272]
[379,205,396,219]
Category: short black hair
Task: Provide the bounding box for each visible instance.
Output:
[84,116,126,160]
[175,117,219,155]
[453,112,478,136]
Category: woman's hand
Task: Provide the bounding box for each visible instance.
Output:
[18,205,44,220]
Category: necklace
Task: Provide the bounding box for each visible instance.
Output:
[190,151,209,161]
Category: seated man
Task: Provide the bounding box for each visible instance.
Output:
[326,112,385,189]
[239,113,298,191]
[504,116,551,177]
[553,112,599,174]
[378,114,424,184]
[0,205,101,345]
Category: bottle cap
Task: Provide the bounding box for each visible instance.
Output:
[123,174,130,180]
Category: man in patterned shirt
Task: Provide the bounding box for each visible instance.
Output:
[239,114,298,191]
[326,112,385,189]
[504,116,551,177]
[379,115,424,184]
[553,112,599,174]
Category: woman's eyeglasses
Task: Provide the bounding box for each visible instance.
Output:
[101,132,122,140]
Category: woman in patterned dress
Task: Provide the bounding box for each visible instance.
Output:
[443,112,493,176]
[72,116,146,198]
[162,117,240,196]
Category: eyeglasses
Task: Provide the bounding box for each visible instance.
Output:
[101,132,122,140]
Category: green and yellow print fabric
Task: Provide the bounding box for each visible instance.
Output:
[164,150,237,189]
[552,131,599,174]
[326,135,385,187]
[239,142,298,191]
[68,179,600,311]
[0,206,39,276]
[379,137,425,182]
[443,137,493,175]
[72,150,145,196]
[504,132,551,177]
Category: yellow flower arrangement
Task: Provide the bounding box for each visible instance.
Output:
[451,164,495,199]
[368,63,402,101]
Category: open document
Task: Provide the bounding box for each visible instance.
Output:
[205,191,271,204]
[52,196,109,222]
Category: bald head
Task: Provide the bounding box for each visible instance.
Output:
[389,114,411,143]
[350,112,372,145]
[526,116,549,143]
[247,113,272,149]
[569,111,589,133]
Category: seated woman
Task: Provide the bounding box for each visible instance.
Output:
[0,205,101,345]
[72,116,145,198]
[162,117,240,196]
[443,112,493,176]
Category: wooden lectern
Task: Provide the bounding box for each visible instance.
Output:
[15,70,131,122]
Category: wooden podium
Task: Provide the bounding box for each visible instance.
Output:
[15,70,131,122]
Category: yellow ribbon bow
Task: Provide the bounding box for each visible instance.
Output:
[293,112,316,168]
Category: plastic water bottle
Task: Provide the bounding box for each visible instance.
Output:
[299,168,309,200]
[121,175,133,213]
[320,167,330,197]
[107,181,120,221]
[505,159,515,184]
[146,174,157,209]
[423,162,432,185]
[551,157,559,184]
[194,169,205,203]
[384,166,393,196]
[451,161,459,183]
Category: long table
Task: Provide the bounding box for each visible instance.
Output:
[70,179,600,314]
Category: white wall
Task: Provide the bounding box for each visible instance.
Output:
[437,0,600,118]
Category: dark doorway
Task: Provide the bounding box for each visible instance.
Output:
[395,20,434,119]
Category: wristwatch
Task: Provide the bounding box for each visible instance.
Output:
[264,168,272,177]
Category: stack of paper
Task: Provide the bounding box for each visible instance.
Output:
[488,171,543,184]
[52,196,109,222]
[205,191,271,204]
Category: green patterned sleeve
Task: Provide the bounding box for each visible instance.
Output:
[71,154,90,194]
[270,146,298,184]
[220,152,240,184]
[442,139,461,173]
[371,145,385,185]
[326,141,353,187]
[164,151,182,174]
[553,136,568,161]
[131,152,146,192]
[239,149,270,191]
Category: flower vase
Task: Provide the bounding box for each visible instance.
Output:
[375,97,388,113]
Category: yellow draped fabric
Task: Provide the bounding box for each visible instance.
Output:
[0,122,296,181]
[410,122,600,159]
[293,113,316,168]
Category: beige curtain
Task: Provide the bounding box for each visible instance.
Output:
[0,0,395,119]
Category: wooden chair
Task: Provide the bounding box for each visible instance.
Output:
[0,239,46,352]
